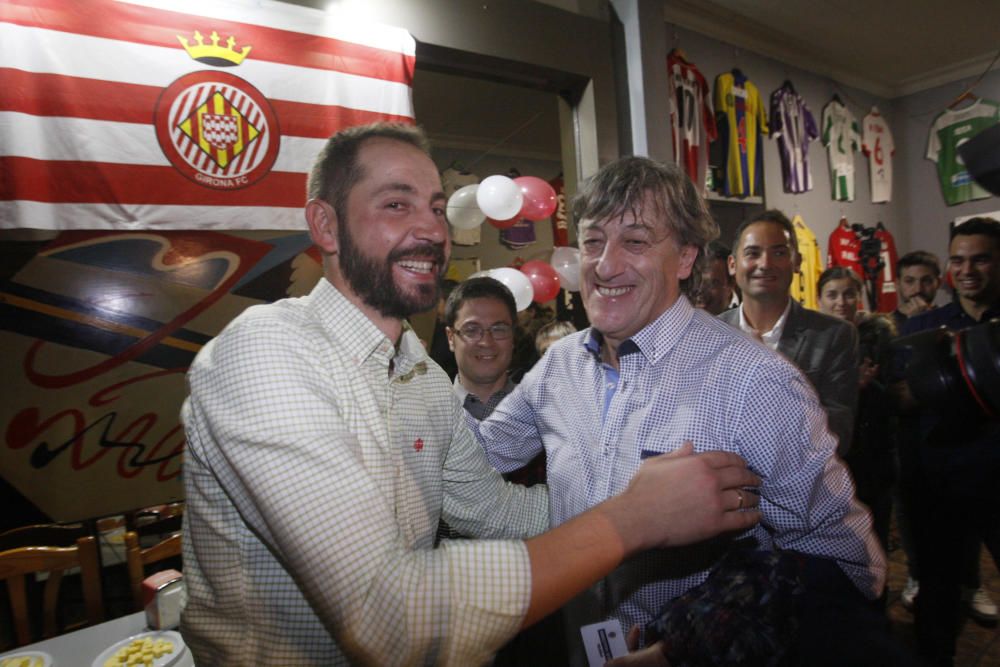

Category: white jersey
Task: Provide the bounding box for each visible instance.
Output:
[862,108,894,203]
[821,100,860,201]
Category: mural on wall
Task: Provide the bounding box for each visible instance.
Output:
[0,230,322,521]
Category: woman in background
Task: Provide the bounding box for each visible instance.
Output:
[817,267,897,556]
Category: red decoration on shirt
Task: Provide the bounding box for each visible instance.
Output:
[413,438,424,452]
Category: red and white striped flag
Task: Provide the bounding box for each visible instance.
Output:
[1,0,415,230]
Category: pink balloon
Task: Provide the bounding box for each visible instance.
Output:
[487,215,520,230]
[520,259,561,302]
[514,176,558,221]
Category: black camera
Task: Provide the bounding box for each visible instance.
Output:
[895,319,1000,419]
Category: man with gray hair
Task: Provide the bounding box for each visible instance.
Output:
[180,125,763,666]
[473,156,886,663]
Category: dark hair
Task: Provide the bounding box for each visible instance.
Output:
[306,122,431,224]
[571,156,718,292]
[896,250,941,277]
[444,277,517,328]
[951,217,1000,248]
[817,266,862,294]
[440,279,459,301]
[706,240,731,263]
[732,210,798,256]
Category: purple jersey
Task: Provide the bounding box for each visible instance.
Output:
[770,82,819,194]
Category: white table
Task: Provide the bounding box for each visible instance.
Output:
[0,612,194,666]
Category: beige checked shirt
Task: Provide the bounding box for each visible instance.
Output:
[180,278,549,665]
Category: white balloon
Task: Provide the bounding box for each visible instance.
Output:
[467,270,492,280]
[446,184,486,230]
[476,175,524,221]
[550,246,581,292]
[488,267,535,312]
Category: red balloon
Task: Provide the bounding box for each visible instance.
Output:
[487,215,520,229]
[520,260,561,302]
[514,176,558,221]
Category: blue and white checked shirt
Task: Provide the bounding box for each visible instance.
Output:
[473,296,885,634]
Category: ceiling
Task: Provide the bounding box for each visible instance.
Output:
[665,0,1000,99]
[414,0,1000,160]
[412,69,562,161]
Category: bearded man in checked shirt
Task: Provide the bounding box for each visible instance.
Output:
[472,156,890,665]
[178,123,763,666]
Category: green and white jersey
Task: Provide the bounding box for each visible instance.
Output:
[822,99,860,201]
[926,99,1000,206]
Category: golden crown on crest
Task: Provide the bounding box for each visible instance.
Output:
[177,30,252,66]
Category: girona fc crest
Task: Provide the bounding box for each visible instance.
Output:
[154,71,279,190]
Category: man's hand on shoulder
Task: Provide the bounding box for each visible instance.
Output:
[603,442,761,554]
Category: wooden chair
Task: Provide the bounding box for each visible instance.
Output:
[126,503,184,548]
[124,530,182,611]
[0,535,104,647]
[0,523,89,553]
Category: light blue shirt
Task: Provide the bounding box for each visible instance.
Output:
[471,296,885,633]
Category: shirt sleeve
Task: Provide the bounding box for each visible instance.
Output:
[770,89,784,140]
[729,359,885,599]
[441,398,549,539]
[184,316,534,665]
[757,85,770,136]
[470,369,547,474]
[926,114,942,161]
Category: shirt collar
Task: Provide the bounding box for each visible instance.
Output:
[738,299,792,350]
[582,297,695,365]
[452,374,516,405]
[310,277,425,376]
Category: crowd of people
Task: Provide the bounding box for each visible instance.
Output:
[177,121,999,666]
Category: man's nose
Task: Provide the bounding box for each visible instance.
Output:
[595,241,626,278]
[414,207,447,244]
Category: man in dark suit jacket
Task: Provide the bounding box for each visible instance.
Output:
[720,211,859,454]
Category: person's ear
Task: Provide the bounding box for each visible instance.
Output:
[677,245,699,280]
[306,199,338,255]
[727,254,737,277]
[446,326,456,352]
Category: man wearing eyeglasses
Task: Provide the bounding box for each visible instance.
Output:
[443,274,561,664]
[445,276,518,420]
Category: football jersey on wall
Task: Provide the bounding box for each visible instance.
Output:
[827,220,898,312]
[770,82,819,194]
[828,218,862,277]
[791,215,822,309]
[821,99,860,202]
[926,99,1000,205]
[667,51,717,192]
[874,226,899,313]
[715,70,768,197]
[862,108,894,203]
